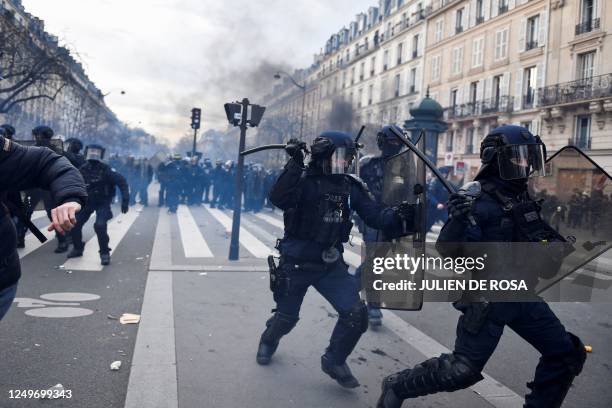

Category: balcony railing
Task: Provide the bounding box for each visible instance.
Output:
[498,4,509,15]
[475,15,485,25]
[525,40,539,51]
[446,96,514,119]
[575,18,600,35]
[523,93,535,109]
[412,50,418,59]
[455,25,464,34]
[538,74,612,107]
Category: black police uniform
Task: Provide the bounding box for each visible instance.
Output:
[257,131,413,389]
[164,158,185,213]
[0,136,87,319]
[377,126,586,408]
[69,156,129,263]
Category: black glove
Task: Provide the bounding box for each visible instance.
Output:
[285,138,305,165]
[395,201,416,233]
[447,193,473,220]
[121,202,129,214]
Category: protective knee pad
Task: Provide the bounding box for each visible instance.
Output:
[392,353,483,399]
[261,312,299,345]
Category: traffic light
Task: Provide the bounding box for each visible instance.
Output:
[191,107,201,130]
[224,103,242,126]
[248,104,266,127]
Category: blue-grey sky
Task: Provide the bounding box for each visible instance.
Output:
[23,0,373,144]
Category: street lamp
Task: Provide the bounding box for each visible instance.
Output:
[273,70,306,140]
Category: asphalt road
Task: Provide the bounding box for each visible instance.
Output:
[1,194,611,408]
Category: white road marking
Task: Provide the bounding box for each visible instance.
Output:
[176,205,213,258]
[62,205,141,271]
[124,272,177,408]
[254,212,284,230]
[149,209,173,270]
[384,312,524,407]
[17,228,55,259]
[204,206,271,258]
[31,210,47,221]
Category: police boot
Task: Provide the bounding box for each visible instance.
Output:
[321,354,360,388]
[54,240,69,254]
[100,251,111,266]
[524,333,586,408]
[67,246,84,258]
[376,353,483,404]
[256,312,298,365]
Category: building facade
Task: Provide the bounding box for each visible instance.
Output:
[263,0,612,173]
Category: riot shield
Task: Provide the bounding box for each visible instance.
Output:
[360,147,427,310]
[529,146,612,299]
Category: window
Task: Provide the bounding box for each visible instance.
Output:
[394,74,401,97]
[370,57,376,76]
[520,121,532,132]
[409,67,417,93]
[577,0,599,34]
[499,0,509,14]
[470,82,478,104]
[383,50,389,70]
[368,84,373,105]
[523,66,537,108]
[446,131,455,152]
[397,43,403,65]
[434,19,444,43]
[346,49,350,63]
[575,115,591,149]
[526,15,540,50]
[475,0,484,24]
[494,28,508,60]
[466,128,475,154]
[451,47,463,75]
[358,88,363,108]
[492,74,502,106]
[412,35,419,58]
[455,8,464,33]
[392,106,399,123]
[450,88,458,108]
[431,55,441,81]
[472,38,484,68]
[342,71,346,88]
[578,51,595,80]
[360,62,365,81]
[351,67,355,85]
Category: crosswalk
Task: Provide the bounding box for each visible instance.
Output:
[176,205,213,258]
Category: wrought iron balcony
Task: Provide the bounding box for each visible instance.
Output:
[498,5,509,15]
[575,18,600,35]
[445,96,514,119]
[525,40,539,51]
[522,93,535,109]
[476,15,485,25]
[538,74,612,107]
[412,50,418,59]
[455,25,464,34]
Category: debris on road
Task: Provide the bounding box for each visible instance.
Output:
[585,345,593,353]
[110,361,122,371]
[119,313,140,324]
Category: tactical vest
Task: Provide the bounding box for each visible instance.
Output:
[285,175,353,246]
[82,162,114,201]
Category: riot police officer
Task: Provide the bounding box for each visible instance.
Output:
[164,154,185,213]
[202,158,212,203]
[256,131,416,388]
[187,156,205,206]
[1,134,87,320]
[25,126,71,253]
[355,125,406,327]
[210,160,225,209]
[67,144,129,265]
[377,126,587,408]
[64,137,86,169]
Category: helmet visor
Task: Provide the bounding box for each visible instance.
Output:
[497,144,546,180]
[329,147,355,175]
[86,147,104,161]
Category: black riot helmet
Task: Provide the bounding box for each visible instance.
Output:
[32,125,54,143]
[477,125,547,181]
[0,124,16,140]
[84,144,106,162]
[309,130,356,175]
[65,137,83,154]
[376,125,404,157]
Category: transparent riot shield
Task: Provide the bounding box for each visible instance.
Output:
[360,147,427,310]
[529,146,612,300]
